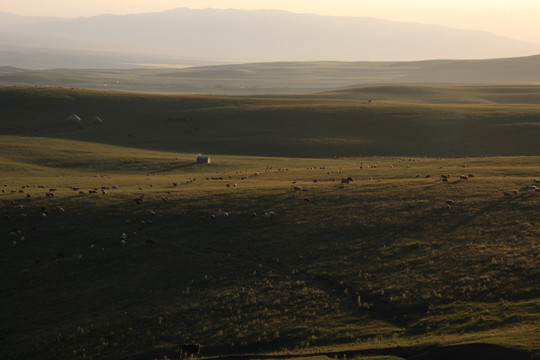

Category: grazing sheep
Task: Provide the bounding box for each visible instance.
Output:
[112,185,119,189]
[528,185,538,191]
[120,239,126,246]
[445,200,455,207]
[121,233,127,240]
[534,178,540,184]
[293,186,303,191]
[512,189,519,195]
[146,238,155,245]
[459,175,469,180]
[415,174,421,178]
[133,195,144,204]
[442,178,449,183]
[161,195,168,201]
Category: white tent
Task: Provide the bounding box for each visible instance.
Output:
[67,114,81,124]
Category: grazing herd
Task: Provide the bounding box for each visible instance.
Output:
[3,159,540,357]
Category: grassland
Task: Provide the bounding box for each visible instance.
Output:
[1,55,540,94]
[0,86,539,359]
[3,85,540,159]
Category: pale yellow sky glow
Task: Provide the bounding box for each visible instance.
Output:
[3,0,540,43]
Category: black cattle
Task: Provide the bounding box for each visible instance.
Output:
[180,344,203,359]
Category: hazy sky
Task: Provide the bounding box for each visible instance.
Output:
[3,0,540,44]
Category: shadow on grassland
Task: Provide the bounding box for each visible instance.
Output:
[199,343,537,360]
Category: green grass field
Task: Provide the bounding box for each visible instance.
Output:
[2,85,540,159]
[1,86,539,359]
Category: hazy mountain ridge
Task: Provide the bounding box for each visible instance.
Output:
[1,8,539,69]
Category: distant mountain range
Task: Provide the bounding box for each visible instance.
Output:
[1,8,540,69]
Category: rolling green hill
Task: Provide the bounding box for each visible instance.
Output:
[1,86,540,359]
[1,136,539,359]
[1,55,540,94]
[2,85,540,158]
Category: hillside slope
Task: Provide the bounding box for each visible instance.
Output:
[0,137,539,359]
[2,86,540,158]
[1,55,540,94]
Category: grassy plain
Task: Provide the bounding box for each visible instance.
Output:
[1,55,540,94]
[0,86,539,359]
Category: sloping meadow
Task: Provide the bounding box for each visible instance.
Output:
[0,138,539,359]
[3,86,540,159]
